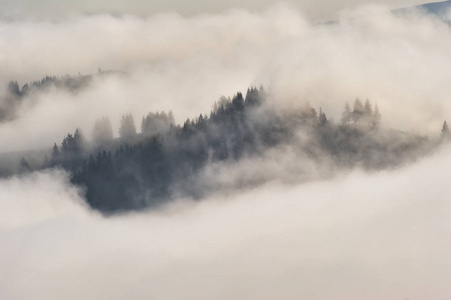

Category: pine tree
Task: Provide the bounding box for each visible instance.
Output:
[51,143,60,164]
[353,98,364,123]
[441,121,450,140]
[7,81,21,97]
[373,104,381,128]
[119,114,137,140]
[61,134,74,157]
[319,108,328,126]
[73,128,84,156]
[92,116,113,141]
[341,102,352,125]
[364,99,373,115]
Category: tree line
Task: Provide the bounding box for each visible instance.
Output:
[16,87,448,214]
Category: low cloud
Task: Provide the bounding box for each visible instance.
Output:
[1,4,451,299]
[1,5,451,154]
[1,144,451,299]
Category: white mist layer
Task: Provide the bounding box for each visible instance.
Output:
[1,5,451,153]
[1,145,451,300]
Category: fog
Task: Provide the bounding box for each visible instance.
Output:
[1,5,451,153]
[0,0,427,22]
[1,143,451,299]
[1,2,451,299]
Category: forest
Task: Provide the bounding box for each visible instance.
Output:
[4,81,442,214]
[0,71,125,122]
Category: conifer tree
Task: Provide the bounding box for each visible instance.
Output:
[441,121,450,140]
[373,104,381,128]
[92,116,113,141]
[341,102,352,125]
[353,98,364,123]
[364,99,373,115]
[73,128,84,156]
[119,113,137,139]
[51,143,60,164]
[319,108,328,126]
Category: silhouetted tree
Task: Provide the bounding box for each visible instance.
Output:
[21,83,30,95]
[319,108,328,126]
[38,88,430,215]
[51,143,60,165]
[7,81,21,98]
[61,134,74,157]
[141,111,174,137]
[245,86,263,106]
[73,128,84,156]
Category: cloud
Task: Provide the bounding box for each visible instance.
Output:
[0,0,427,22]
[1,144,451,300]
[1,4,450,155]
[0,169,87,232]
[1,5,451,298]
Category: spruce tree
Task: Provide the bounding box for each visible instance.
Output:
[341,102,352,125]
[441,121,450,140]
[119,114,137,140]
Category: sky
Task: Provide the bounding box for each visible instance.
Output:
[0,0,431,21]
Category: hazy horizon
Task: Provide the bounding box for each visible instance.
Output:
[0,0,435,21]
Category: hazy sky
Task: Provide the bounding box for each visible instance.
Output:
[1,3,451,153]
[0,0,430,21]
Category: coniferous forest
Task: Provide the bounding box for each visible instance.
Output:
[4,80,442,214]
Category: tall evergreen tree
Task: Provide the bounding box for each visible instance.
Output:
[51,143,60,165]
[364,99,373,115]
[7,81,21,97]
[92,116,113,141]
[341,102,352,125]
[441,121,450,140]
[73,128,84,156]
[119,114,137,140]
[61,134,74,157]
[319,108,328,126]
[353,98,364,123]
[373,104,381,128]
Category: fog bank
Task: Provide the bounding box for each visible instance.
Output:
[1,144,451,299]
[1,5,451,153]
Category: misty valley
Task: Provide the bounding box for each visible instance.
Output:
[1,76,448,214]
[3,1,451,299]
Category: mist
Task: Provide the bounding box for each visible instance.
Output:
[1,2,451,299]
[0,0,427,22]
[1,4,451,154]
[1,144,451,299]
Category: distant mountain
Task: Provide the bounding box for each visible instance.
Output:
[395,0,451,20]
[322,1,451,26]
[417,0,451,16]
